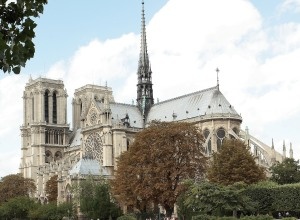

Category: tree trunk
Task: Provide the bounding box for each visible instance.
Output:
[164,204,174,218]
[233,209,237,218]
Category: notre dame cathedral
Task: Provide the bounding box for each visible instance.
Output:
[19,1,292,204]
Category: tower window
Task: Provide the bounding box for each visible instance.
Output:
[45,129,49,144]
[80,101,83,116]
[44,91,49,123]
[31,95,34,122]
[45,150,53,163]
[54,151,62,161]
[53,92,57,124]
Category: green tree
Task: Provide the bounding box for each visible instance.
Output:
[269,158,300,185]
[0,0,47,74]
[45,175,58,202]
[80,177,122,220]
[0,174,35,204]
[183,181,255,218]
[112,121,208,217]
[28,202,73,220]
[243,181,277,215]
[0,196,38,219]
[207,139,266,185]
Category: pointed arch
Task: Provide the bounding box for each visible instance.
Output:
[45,150,53,163]
[44,89,50,123]
[54,151,62,161]
[53,91,58,124]
[30,92,34,122]
[79,98,83,116]
[65,184,72,203]
[216,127,226,151]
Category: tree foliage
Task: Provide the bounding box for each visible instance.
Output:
[207,139,266,185]
[269,158,300,185]
[80,176,122,220]
[112,121,207,217]
[0,196,38,219]
[0,174,36,204]
[183,181,255,217]
[243,181,277,215]
[28,202,73,220]
[45,175,58,202]
[272,183,300,212]
[0,0,47,74]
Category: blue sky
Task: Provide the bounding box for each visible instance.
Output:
[1,0,300,177]
[19,0,168,74]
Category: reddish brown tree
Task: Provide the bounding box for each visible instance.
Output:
[45,175,58,202]
[0,174,35,204]
[111,121,207,217]
[207,139,266,185]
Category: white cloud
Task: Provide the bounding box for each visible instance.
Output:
[0,75,27,176]
[280,0,300,13]
[270,23,300,55]
[61,34,139,99]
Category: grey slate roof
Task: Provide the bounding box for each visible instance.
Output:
[110,103,144,128]
[69,158,109,176]
[147,86,242,122]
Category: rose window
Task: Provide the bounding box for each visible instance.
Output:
[85,132,103,163]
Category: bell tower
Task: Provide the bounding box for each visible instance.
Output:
[20,77,69,180]
[136,0,154,119]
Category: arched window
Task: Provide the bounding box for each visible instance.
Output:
[79,99,83,116]
[45,129,49,144]
[31,93,34,122]
[53,92,57,124]
[54,130,59,144]
[65,185,72,203]
[45,150,53,163]
[44,90,49,123]
[127,139,130,151]
[216,127,226,151]
[54,151,62,161]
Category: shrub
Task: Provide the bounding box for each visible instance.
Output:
[117,214,137,220]
[240,215,273,220]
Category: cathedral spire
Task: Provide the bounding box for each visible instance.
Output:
[216,68,220,90]
[290,142,293,159]
[137,0,154,119]
[283,140,286,159]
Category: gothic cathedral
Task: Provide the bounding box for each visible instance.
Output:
[20,1,290,203]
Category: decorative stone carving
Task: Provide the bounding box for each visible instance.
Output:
[84,132,103,163]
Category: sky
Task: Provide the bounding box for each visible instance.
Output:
[1,0,300,178]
